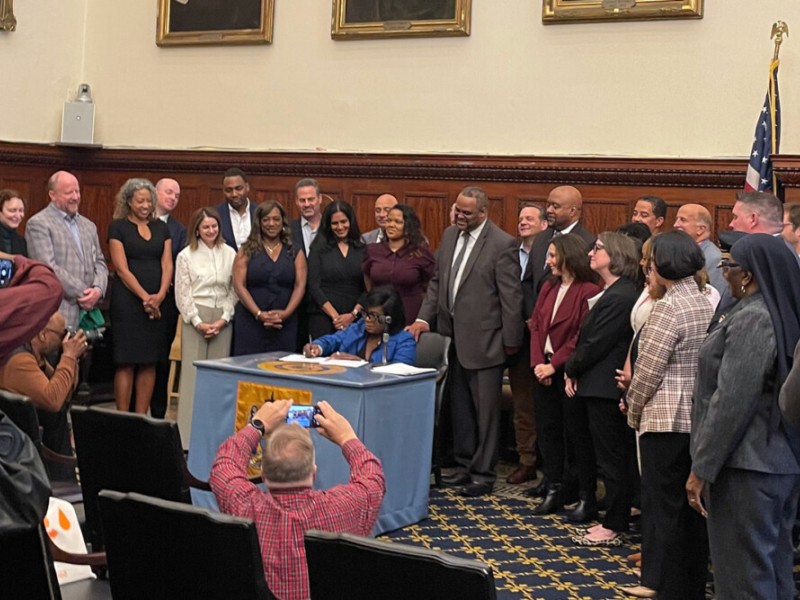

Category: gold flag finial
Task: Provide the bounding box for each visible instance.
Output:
[772,21,789,60]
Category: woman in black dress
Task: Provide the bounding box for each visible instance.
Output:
[0,189,27,256]
[307,201,366,339]
[108,178,172,414]
[232,201,307,356]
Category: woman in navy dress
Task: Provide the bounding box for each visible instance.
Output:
[108,178,172,414]
[232,201,307,356]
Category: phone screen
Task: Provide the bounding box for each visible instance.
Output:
[0,258,14,289]
[285,405,321,428]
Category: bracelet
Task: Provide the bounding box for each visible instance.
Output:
[255,310,262,320]
[352,309,360,318]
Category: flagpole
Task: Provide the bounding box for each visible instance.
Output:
[770,21,788,193]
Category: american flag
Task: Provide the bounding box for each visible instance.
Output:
[744,59,781,192]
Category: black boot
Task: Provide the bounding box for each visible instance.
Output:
[524,475,549,498]
[565,492,598,523]
[532,484,563,515]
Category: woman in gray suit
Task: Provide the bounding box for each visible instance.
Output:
[687,234,800,600]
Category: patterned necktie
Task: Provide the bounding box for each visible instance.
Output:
[449,232,470,306]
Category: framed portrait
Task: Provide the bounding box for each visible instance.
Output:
[542,0,703,24]
[0,0,16,31]
[156,0,274,47]
[331,0,471,40]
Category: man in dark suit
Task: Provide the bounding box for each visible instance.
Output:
[289,178,323,351]
[506,203,548,485]
[529,186,595,307]
[289,178,323,257]
[151,178,187,419]
[408,186,523,497]
[216,168,257,252]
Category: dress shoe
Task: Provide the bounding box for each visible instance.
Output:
[459,481,493,497]
[441,472,470,487]
[532,483,563,515]
[564,492,598,523]
[617,584,657,598]
[506,464,537,485]
[524,476,549,498]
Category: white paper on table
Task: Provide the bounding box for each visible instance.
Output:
[371,363,437,376]
[279,354,328,364]
[323,358,369,368]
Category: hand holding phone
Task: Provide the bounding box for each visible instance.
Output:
[285,405,322,428]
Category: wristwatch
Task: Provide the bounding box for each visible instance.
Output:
[250,418,266,436]
[351,309,361,319]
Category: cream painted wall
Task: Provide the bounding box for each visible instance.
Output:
[3,1,799,157]
[1,1,88,143]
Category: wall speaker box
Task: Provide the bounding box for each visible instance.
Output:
[61,102,95,145]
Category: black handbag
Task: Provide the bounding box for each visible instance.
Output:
[0,410,51,533]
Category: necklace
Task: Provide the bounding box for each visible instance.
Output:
[265,241,281,255]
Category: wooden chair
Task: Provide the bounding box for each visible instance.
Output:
[166,318,182,416]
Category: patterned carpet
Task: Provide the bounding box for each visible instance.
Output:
[381,485,642,600]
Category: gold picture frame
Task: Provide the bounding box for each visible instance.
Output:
[0,0,16,32]
[331,0,471,40]
[542,0,703,24]
[156,0,274,47]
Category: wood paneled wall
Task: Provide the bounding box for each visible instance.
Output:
[3,142,800,259]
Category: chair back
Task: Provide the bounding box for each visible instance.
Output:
[0,389,43,446]
[98,490,273,600]
[70,406,188,550]
[304,530,497,600]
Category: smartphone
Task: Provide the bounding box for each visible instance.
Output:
[286,405,321,428]
[0,258,14,289]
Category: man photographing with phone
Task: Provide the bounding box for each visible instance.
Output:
[209,399,386,600]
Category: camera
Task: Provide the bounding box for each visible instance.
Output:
[66,325,105,344]
[285,405,322,428]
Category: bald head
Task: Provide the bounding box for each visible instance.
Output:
[47,171,81,215]
[374,194,397,229]
[673,203,712,243]
[35,312,66,354]
[155,178,181,217]
[545,186,583,231]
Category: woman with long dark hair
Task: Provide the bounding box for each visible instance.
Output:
[232,201,307,356]
[528,233,601,515]
[306,201,366,339]
[363,204,434,325]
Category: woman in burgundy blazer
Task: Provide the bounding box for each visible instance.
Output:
[529,233,601,515]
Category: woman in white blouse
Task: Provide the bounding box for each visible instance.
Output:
[175,207,237,446]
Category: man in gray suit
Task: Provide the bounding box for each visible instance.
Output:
[26,171,108,329]
[361,193,397,244]
[408,186,523,496]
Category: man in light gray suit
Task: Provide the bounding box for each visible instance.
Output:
[408,186,523,497]
[361,193,397,244]
[26,171,108,329]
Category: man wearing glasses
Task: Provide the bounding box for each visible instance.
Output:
[0,312,88,478]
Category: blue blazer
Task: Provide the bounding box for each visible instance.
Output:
[216,201,257,251]
[313,320,416,365]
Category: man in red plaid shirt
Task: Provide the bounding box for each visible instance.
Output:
[209,399,386,600]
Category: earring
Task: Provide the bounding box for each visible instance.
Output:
[740,284,747,295]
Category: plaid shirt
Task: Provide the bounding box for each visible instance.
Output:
[209,427,386,600]
[627,278,713,434]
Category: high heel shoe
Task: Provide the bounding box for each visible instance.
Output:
[532,483,563,515]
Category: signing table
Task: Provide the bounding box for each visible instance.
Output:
[187,353,436,535]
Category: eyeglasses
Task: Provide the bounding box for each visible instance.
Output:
[717,258,740,269]
[591,242,606,253]
[364,312,383,322]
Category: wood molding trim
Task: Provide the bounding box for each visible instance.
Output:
[0,142,754,188]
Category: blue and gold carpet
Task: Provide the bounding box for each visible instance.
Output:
[381,487,641,600]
